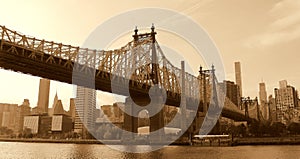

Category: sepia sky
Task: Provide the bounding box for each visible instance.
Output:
[0,0,299,110]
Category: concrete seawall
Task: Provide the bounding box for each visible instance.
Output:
[233,137,300,146]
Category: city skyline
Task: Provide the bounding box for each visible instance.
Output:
[0,0,300,110]
[2,1,300,158]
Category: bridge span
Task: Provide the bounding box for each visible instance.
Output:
[0,25,258,124]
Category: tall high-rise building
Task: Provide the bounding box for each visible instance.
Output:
[268,95,276,122]
[279,80,288,89]
[53,100,65,115]
[234,62,243,97]
[51,92,65,115]
[259,82,268,120]
[52,92,58,109]
[48,92,58,117]
[0,102,31,133]
[0,103,18,131]
[68,98,76,122]
[15,99,31,133]
[74,86,96,139]
[37,79,50,114]
[274,80,298,124]
[218,80,241,108]
[259,82,267,104]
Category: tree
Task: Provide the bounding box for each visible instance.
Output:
[270,122,286,136]
[288,122,300,135]
[228,125,239,137]
[248,122,260,136]
[236,124,247,137]
[22,128,33,138]
[0,127,13,136]
[96,125,106,139]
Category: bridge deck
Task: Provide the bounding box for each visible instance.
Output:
[0,25,255,122]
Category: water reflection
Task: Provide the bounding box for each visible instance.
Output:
[121,147,164,159]
[1,142,300,159]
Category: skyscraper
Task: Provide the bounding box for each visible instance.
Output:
[274,80,298,124]
[0,103,18,131]
[279,80,288,89]
[51,92,65,115]
[53,100,65,115]
[259,82,268,120]
[37,79,50,114]
[268,95,276,122]
[234,62,243,97]
[68,98,76,122]
[74,86,96,139]
[259,82,267,104]
[52,92,58,109]
[218,80,241,108]
[15,99,31,133]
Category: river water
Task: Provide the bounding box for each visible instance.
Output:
[0,142,300,159]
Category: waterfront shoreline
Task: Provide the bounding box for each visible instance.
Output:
[233,136,300,146]
[0,138,191,146]
[0,138,107,145]
[3,137,300,146]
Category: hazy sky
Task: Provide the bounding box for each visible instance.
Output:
[0,0,299,110]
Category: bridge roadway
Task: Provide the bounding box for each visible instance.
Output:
[0,27,252,122]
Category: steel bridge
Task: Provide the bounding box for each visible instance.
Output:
[0,25,258,123]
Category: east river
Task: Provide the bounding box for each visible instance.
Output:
[0,142,300,159]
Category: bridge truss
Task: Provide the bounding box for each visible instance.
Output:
[0,25,257,122]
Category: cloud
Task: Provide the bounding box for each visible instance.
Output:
[245,25,300,47]
[245,0,300,48]
[270,12,300,30]
[178,0,215,16]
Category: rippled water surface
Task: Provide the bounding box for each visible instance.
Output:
[1,142,300,159]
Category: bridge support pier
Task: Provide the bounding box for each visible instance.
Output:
[122,98,138,143]
[122,95,166,144]
[149,94,165,144]
[193,110,206,134]
[149,110,165,143]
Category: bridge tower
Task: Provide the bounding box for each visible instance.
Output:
[210,65,222,134]
[242,97,260,123]
[122,25,165,143]
[255,97,260,122]
[199,65,210,114]
[242,97,250,119]
[187,65,215,136]
[149,24,165,142]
